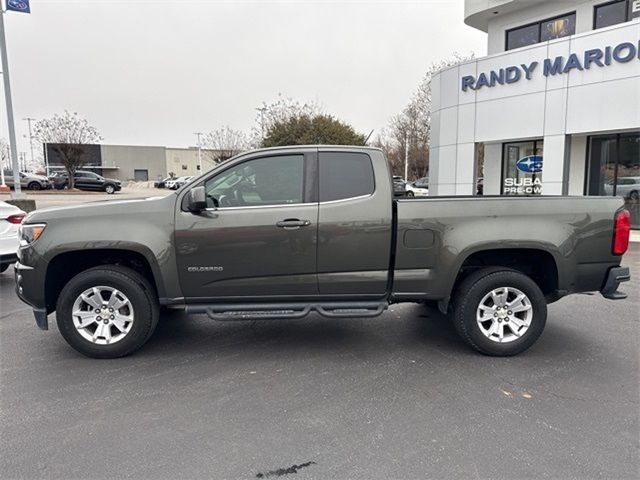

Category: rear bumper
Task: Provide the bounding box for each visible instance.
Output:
[0,234,19,263]
[0,253,18,266]
[600,266,630,300]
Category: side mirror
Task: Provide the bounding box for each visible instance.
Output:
[186,186,207,213]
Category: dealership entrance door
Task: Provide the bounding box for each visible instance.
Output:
[586,132,640,229]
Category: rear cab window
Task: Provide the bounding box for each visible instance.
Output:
[319,152,375,202]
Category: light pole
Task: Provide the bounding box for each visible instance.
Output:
[194,132,203,173]
[404,132,409,182]
[0,7,23,197]
[23,116,36,169]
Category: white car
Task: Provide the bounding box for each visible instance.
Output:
[167,176,192,190]
[604,177,640,200]
[174,176,194,189]
[164,177,178,189]
[405,182,429,197]
[0,201,26,273]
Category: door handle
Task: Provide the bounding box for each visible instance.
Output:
[276,219,311,229]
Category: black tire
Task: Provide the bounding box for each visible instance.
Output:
[406,191,414,198]
[28,182,42,191]
[452,267,547,356]
[104,184,116,194]
[630,191,639,201]
[56,266,159,358]
[0,264,9,273]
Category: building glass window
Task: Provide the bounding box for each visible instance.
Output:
[541,14,577,41]
[506,23,539,50]
[587,132,640,228]
[594,1,636,29]
[501,140,544,195]
[506,12,575,50]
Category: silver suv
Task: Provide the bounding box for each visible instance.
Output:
[2,171,52,190]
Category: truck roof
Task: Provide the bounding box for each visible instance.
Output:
[243,145,384,154]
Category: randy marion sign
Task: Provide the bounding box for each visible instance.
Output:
[462,40,640,91]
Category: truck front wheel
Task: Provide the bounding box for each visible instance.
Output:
[56,266,159,358]
[452,268,547,356]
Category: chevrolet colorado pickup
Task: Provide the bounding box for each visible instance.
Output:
[15,146,631,358]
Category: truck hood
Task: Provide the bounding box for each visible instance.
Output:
[24,194,176,224]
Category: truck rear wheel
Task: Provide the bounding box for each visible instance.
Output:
[452,267,547,356]
[56,266,159,358]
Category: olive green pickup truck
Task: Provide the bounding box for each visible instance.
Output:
[15,146,631,358]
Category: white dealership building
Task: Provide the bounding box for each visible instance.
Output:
[430,0,639,224]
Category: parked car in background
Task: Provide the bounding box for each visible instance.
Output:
[414,177,429,189]
[169,176,193,190]
[0,201,25,273]
[2,171,52,190]
[51,171,121,194]
[155,176,174,188]
[405,181,429,197]
[604,177,640,200]
[164,177,179,189]
[392,176,406,197]
[393,176,428,197]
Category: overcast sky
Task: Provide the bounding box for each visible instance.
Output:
[1,0,486,153]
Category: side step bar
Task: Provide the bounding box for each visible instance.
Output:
[185,301,388,321]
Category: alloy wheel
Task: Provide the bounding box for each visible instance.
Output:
[71,286,135,345]
[476,286,533,343]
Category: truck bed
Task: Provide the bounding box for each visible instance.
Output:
[392,195,625,302]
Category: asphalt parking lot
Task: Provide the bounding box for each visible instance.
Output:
[1,241,638,479]
[0,187,172,210]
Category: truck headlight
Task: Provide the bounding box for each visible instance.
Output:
[19,224,46,246]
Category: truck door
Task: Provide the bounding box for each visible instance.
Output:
[317,150,393,295]
[174,151,319,299]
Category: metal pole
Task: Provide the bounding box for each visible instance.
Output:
[44,142,49,176]
[24,116,35,168]
[0,142,6,187]
[404,132,409,182]
[194,132,203,173]
[0,8,23,198]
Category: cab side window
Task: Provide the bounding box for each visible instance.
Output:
[319,152,375,202]
[204,155,305,208]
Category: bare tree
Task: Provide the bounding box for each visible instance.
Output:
[0,138,9,171]
[33,111,102,189]
[201,126,250,166]
[371,129,401,175]
[386,52,475,180]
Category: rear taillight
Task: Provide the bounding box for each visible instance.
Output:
[6,214,25,225]
[612,209,631,256]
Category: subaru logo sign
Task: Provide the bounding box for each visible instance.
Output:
[7,0,30,13]
[516,155,543,174]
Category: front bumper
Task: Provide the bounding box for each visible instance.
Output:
[600,266,630,300]
[14,261,49,330]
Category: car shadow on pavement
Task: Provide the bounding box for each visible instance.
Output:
[130,303,588,363]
